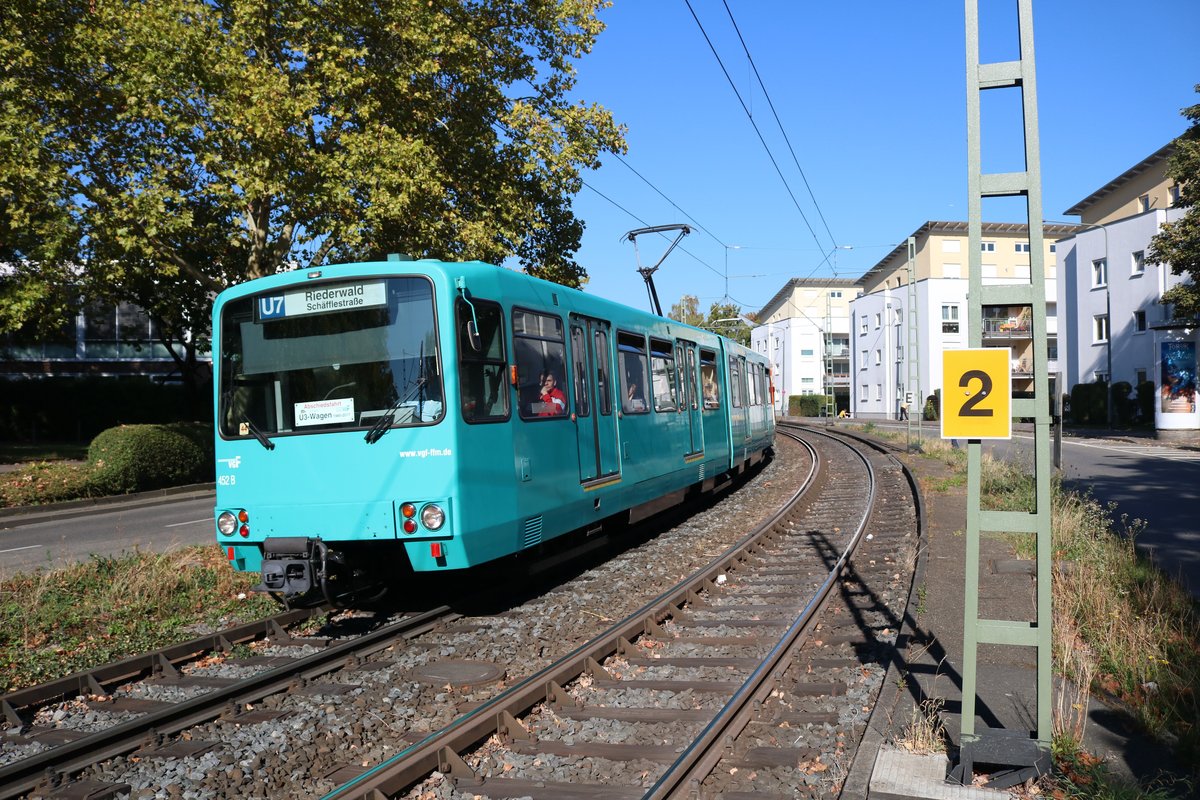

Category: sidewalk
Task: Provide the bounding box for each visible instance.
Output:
[849,429,1190,798]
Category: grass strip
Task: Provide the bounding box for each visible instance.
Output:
[0,546,276,693]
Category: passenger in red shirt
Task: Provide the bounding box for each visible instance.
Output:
[537,371,567,416]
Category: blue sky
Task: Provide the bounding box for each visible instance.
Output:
[563,1,1200,318]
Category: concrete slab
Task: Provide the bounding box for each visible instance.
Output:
[870,748,1007,800]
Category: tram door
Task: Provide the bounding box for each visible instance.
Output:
[570,316,620,483]
[677,339,703,457]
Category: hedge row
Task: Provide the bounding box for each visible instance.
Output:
[0,423,213,508]
[787,394,833,416]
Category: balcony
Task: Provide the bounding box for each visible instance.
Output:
[1011,358,1033,378]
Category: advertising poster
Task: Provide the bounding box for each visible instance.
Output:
[1160,341,1197,414]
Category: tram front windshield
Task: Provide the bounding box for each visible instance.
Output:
[218,276,443,439]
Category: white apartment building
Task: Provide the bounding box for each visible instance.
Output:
[1056,144,1191,391]
[850,221,1077,420]
[749,279,861,413]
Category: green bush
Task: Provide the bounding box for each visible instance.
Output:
[923,390,940,421]
[788,395,830,417]
[1069,381,1108,425]
[88,424,213,494]
[1136,380,1156,423]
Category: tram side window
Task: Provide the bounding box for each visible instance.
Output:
[650,339,677,412]
[595,329,613,415]
[700,349,720,409]
[457,299,509,423]
[514,309,568,419]
[570,325,590,418]
[747,361,758,406]
[618,332,649,414]
[729,356,742,408]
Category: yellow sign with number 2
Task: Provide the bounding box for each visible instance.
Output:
[941,348,1012,440]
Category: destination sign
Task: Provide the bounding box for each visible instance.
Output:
[256,280,387,321]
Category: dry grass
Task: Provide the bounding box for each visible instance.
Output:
[896,697,947,754]
[0,546,275,692]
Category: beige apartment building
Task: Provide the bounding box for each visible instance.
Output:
[749,278,861,413]
[850,221,1078,419]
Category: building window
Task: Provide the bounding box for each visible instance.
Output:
[801,377,814,384]
[941,304,959,334]
[896,345,904,361]
[860,318,868,334]
[1132,250,1145,276]
[830,290,842,298]
[1092,259,1107,288]
[1133,309,1147,333]
[800,348,814,356]
[876,383,883,401]
[1050,243,1057,253]
[1138,194,1151,213]
[981,241,995,252]
[1095,370,1109,383]
[893,308,903,325]
[943,239,961,253]
[1170,185,1181,206]
[860,350,868,369]
[1015,242,1031,253]
[1047,340,1058,361]
[874,349,881,365]
[860,383,869,402]
[874,313,881,329]
[1093,314,1109,344]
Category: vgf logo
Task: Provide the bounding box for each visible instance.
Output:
[258,296,285,319]
[218,456,242,469]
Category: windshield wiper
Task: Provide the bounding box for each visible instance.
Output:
[245,418,276,451]
[364,377,426,445]
[221,388,275,451]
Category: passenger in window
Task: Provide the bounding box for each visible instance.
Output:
[702,373,718,407]
[537,371,567,416]
[625,374,646,412]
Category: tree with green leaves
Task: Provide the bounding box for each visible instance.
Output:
[1,0,625,396]
[666,293,753,346]
[667,294,705,327]
[1150,84,1200,320]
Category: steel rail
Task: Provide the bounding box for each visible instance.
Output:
[645,426,877,796]
[322,430,820,800]
[0,605,458,799]
[1,606,328,726]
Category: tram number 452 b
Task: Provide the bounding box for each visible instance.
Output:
[941,349,1011,440]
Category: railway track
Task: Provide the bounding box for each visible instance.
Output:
[1,428,919,799]
[329,425,919,799]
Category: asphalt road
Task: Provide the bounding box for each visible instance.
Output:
[0,492,216,580]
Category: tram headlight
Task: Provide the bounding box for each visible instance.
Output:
[217,511,239,536]
[420,504,446,531]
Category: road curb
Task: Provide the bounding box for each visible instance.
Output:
[0,483,215,528]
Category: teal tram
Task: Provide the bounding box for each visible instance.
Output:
[212,257,775,605]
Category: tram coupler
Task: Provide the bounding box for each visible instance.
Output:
[255,537,318,600]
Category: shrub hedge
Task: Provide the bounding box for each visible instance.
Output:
[788,394,831,417]
[0,423,213,508]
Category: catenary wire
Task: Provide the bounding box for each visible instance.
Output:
[720,0,839,250]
